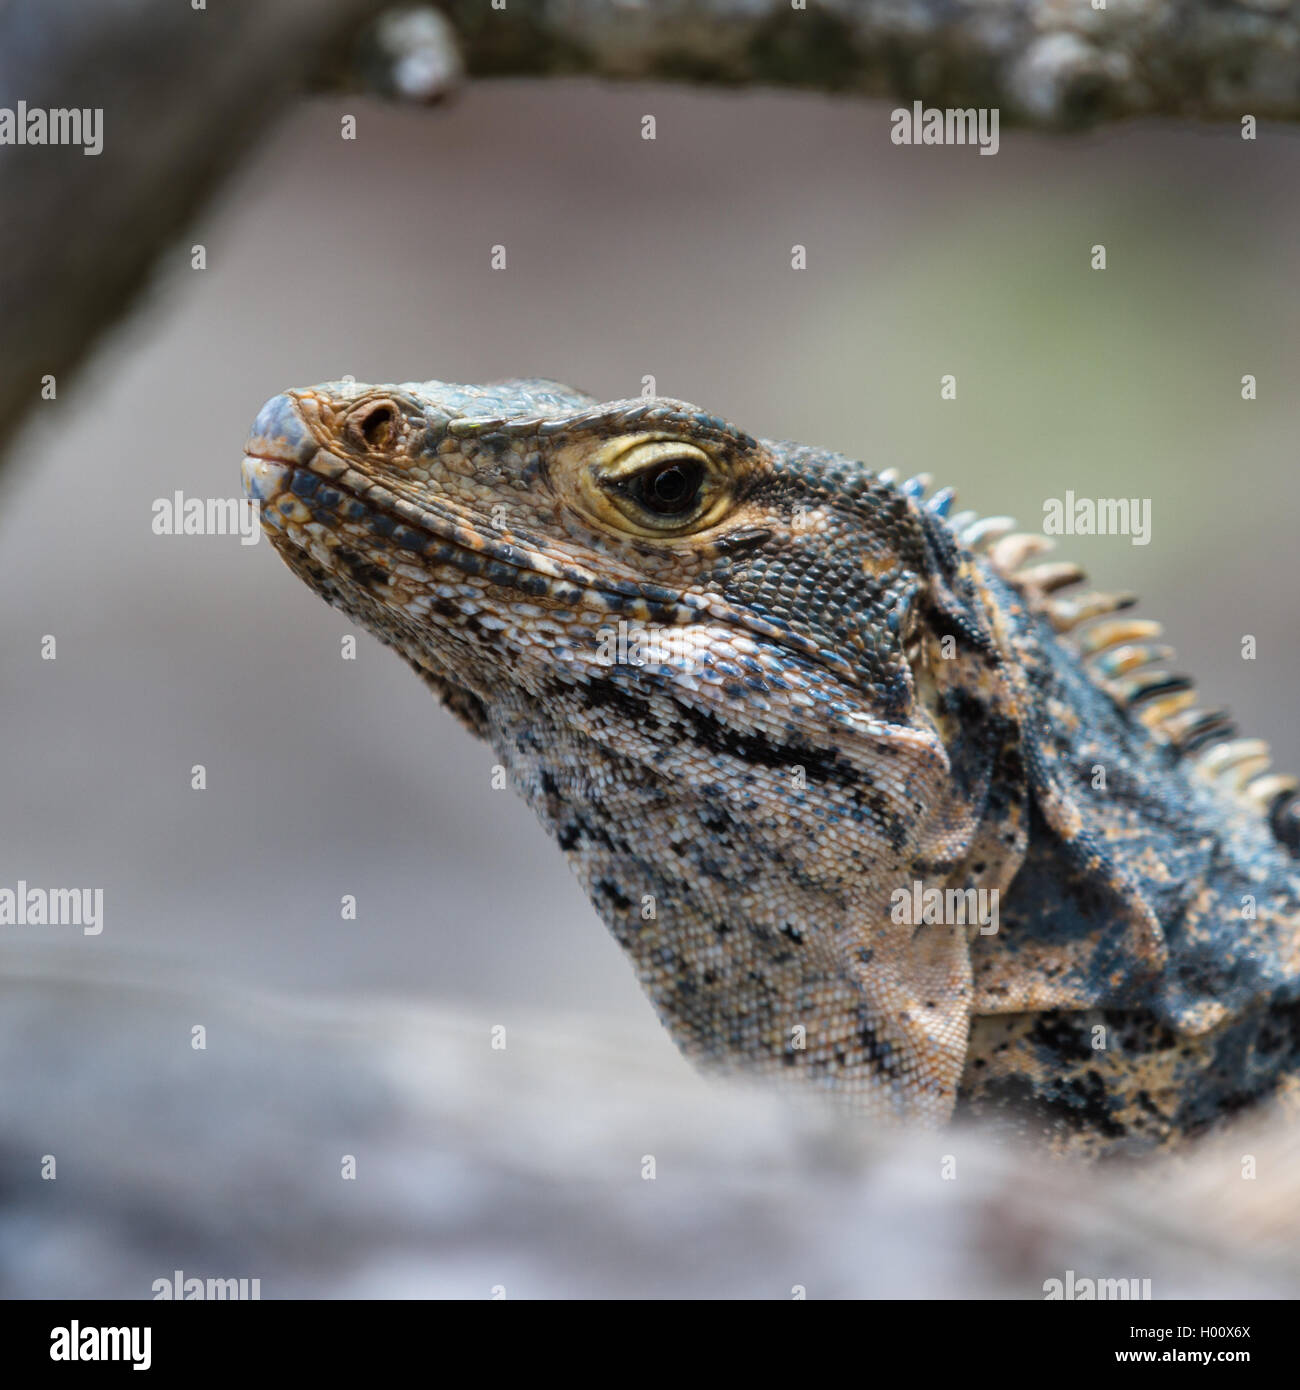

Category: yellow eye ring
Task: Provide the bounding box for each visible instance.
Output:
[583,437,730,536]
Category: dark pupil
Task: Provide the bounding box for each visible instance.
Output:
[641,461,700,514]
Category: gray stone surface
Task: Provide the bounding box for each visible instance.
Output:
[3,950,1298,1298]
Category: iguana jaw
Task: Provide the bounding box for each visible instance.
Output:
[242,388,858,685]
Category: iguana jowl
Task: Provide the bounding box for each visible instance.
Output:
[242,379,1300,1156]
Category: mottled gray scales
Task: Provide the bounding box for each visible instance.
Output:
[243,379,1300,1156]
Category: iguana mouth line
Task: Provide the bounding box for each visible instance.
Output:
[244,448,730,633]
[242,447,837,670]
[246,448,576,585]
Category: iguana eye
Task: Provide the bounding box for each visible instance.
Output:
[587,438,726,535]
[626,458,706,516]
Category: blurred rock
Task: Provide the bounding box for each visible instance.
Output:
[2,949,1297,1298]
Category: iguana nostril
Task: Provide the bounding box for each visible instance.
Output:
[348,400,398,452]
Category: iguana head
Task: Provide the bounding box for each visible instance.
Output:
[241,377,942,708]
[242,378,1024,1124]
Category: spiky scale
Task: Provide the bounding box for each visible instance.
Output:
[926,486,958,517]
[989,532,1054,574]
[1167,707,1237,754]
[1076,616,1164,655]
[961,515,1016,550]
[1110,670,1195,708]
[1047,590,1138,632]
[1090,642,1177,678]
[1013,560,1088,594]
[1199,737,1272,778]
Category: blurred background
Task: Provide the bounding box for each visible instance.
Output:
[4,84,1297,1009]
[2,80,1299,1297]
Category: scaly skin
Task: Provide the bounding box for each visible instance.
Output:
[242,378,1300,1156]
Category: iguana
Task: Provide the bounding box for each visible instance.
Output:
[241,378,1300,1157]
